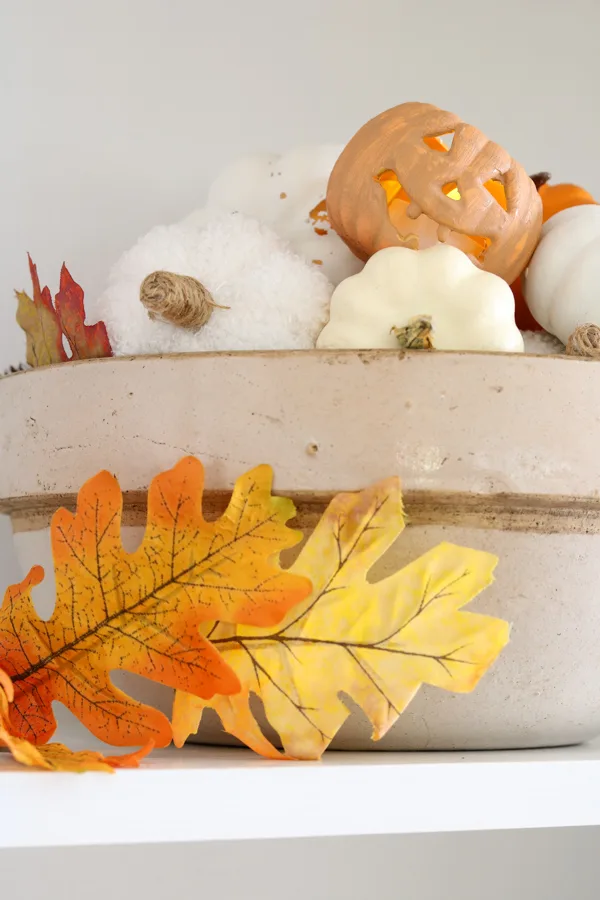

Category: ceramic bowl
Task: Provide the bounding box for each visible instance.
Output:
[2,350,600,750]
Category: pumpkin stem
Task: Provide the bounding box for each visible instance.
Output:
[530,172,551,191]
[391,316,434,350]
[140,271,229,331]
[566,324,600,359]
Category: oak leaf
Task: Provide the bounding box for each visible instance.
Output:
[173,479,510,759]
[0,457,311,749]
[0,668,152,772]
[15,255,112,367]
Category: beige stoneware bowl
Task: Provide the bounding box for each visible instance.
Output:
[1,349,599,751]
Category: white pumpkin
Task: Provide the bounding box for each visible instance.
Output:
[317,244,524,353]
[182,147,363,286]
[93,213,334,356]
[523,205,600,345]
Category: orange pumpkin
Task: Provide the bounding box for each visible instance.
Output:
[513,173,597,330]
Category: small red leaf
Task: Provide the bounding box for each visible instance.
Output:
[55,264,113,360]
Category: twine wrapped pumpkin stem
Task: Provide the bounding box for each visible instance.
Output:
[566,324,600,359]
[140,271,228,331]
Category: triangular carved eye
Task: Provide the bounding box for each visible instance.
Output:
[441,178,507,209]
[484,178,507,209]
[374,170,410,204]
[424,131,455,151]
[442,182,461,201]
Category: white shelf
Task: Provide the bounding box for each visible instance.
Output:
[3,740,600,849]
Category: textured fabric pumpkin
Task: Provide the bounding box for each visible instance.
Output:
[326,102,542,284]
[92,214,334,355]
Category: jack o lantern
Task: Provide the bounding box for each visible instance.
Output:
[326,102,542,284]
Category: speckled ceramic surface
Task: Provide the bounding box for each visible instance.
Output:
[2,349,600,750]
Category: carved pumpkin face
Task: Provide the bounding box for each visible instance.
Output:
[326,102,542,284]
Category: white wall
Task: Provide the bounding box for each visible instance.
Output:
[2,1,600,897]
[2,0,600,372]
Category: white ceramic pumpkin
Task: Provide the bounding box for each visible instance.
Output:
[5,351,600,752]
[524,205,600,344]
[317,244,524,353]
[182,147,364,285]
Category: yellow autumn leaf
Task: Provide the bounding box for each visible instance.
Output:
[173,479,510,759]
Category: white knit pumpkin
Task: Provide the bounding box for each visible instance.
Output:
[92,213,334,356]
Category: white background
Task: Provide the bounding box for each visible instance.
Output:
[2,1,600,896]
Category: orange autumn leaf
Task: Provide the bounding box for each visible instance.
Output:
[15,255,112,367]
[0,668,151,772]
[34,743,153,772]
[1,734,153,773]
[174,479,510,759]
[0,457,311,749]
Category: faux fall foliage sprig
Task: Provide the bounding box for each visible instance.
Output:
[0,458,308,751]
[14,255,113,368]
[0,457,510,772]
